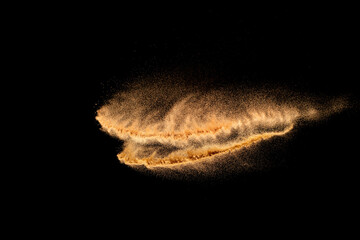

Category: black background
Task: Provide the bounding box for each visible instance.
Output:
[64,4,359,219]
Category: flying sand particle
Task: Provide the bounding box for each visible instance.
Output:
[96,76,347,171]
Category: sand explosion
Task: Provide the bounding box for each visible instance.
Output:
[96,77,346,169]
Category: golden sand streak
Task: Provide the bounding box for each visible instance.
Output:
[117,124,294,168]
[95,78,347,170]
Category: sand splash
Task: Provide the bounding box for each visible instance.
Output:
[96,77,346,170]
